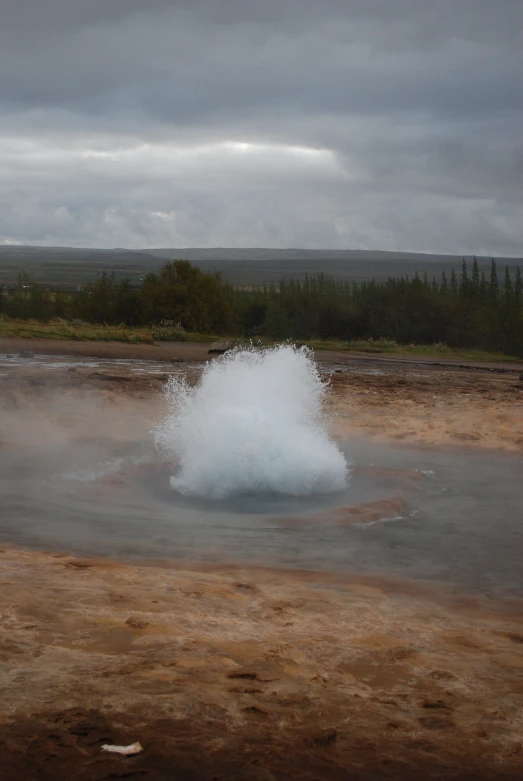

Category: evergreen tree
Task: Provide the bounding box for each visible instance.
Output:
[28,285,52,321]
[53,290,68,319]
[5,259,523,359]
[514,266,522,310]
[471,257,480,297]
[503,266,513,304]
[450,268,458,298]
[459,259,469,297]
[479,270,488,303]
[489,259,499,304]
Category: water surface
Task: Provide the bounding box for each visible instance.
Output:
[1,431,521,597]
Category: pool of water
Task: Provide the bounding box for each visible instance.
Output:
[1,428,522,596]
[0,352,183,373]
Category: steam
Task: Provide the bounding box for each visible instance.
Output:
[154,344,348,499]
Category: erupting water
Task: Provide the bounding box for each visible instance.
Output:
[154,345,349,499]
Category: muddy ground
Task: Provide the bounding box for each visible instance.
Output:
[330,363,523,452]
[0,341,522,779]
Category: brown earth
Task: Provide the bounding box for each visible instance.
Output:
[1,345,522,779]
[2,335,522,451]
[1,547,523,780]
[0,337,213,363]
[329,365,523,452]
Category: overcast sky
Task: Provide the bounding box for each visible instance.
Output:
[1,0,521,254]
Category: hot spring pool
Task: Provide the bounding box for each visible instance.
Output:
[1,345,522,597]
[1,436,522,597]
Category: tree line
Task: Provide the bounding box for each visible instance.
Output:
[1,258,522,356]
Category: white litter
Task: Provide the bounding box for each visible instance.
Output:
[101,742,143,756]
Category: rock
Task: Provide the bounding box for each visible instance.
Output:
[6,354,13,358]
[67,367,77,372]
[18,350,34,358]
[208,340,234,354]
[519,372,523,382]
[170,357,185,363]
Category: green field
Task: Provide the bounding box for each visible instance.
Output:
[1,319,519,363]
[0,319,154,344]
[305,339,520,362]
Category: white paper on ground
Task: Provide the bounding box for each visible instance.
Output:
[101,742,143,756]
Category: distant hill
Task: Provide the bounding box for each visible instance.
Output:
[0,245,520,288]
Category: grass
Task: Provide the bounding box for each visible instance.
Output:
[179,335,519,362]
[0,319,519,362]
[0,318,154,344]
[154,329,262,346]
[305,338,520,362]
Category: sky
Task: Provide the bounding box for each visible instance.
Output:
[0,0,521,254]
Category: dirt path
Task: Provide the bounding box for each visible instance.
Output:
[0,336,213,363]
[2,335,523,372]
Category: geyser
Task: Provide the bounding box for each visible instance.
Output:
[155,345,349,499]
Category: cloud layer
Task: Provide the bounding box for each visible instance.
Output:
[1,1,521,253]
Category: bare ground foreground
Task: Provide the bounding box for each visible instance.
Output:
[1,340,523,780]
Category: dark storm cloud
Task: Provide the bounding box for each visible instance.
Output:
[0,0,521,253]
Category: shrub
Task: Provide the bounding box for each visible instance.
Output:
[152,320,187,341]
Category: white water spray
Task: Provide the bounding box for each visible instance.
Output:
[154,345,348,499]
